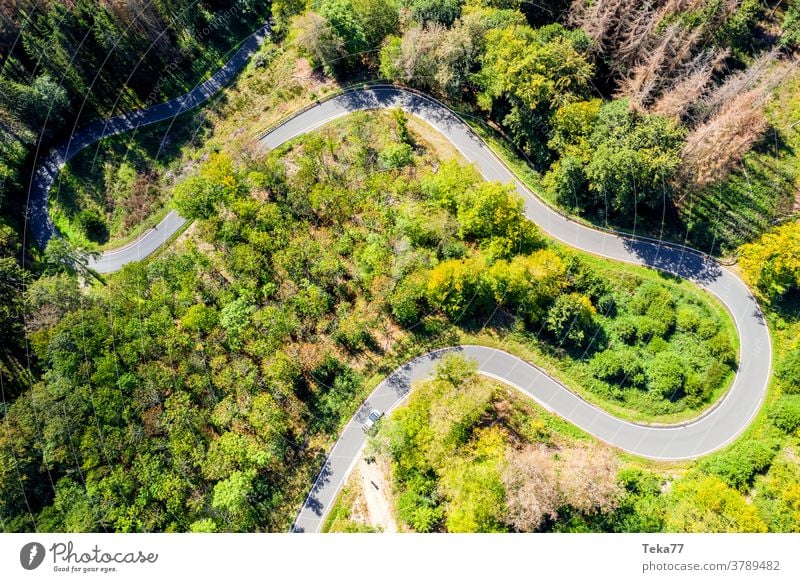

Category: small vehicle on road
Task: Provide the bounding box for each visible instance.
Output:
[362,409,384,433]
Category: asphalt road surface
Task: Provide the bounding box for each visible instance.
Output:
[257,87,771,533]
[27,73,772,534]
[26,23,271,273]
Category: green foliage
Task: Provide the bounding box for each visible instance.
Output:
[75,209,108,242]
[666,475,768,533]
[546,293,597,348]
[607,469,666,532]
[378,142,414,169]
[646,351,685,399]
[435,353,479,388]
[768,396,800,434]
[0,0,271,236]
[591,347,646,388]
[318,0,370,56]
[456,181,541,258]
[372,358,509,532]
[754,456,800,532]
[477,23,593,158]
[389,271,427,326]
[0,101,744,536]
[406,0,463,25]
[702,439,779,491]
[630,282,677,339]
[546,99,685,215]
[420,160,481,211]
[777,348,800,393]
[486,250,567,324]
[441,449,508,532]
[782,1,800,48]
[740,222,800,301]
[426,257,490,319]
[712,0,763,57]
[397,492,444,532]
[212,470,255,529]
[303,0,399,73]
[173,153,242,219]
[220,297,256,349]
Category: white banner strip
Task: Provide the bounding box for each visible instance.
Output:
[1,533,798,581]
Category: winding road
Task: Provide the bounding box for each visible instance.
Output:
[27,23,271,273]
[260,88,772,533]
[27,50,772,534]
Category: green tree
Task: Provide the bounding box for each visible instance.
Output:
[457,182,540,258]
[777,348,800,394]
[174,153,241,219]
[219,297,255,349]
[212,470,256,530]
[477,24,593,157]
[666,475,768,533]
[294,11,347,75]
[630,281,676,339]
[406,0,462,25]
[316,0,370,69]
[546,293,597,348]
[647,350,685,399]
[585,100,685,214]
[426,257,490,319]
[739,222,800,301]
[485,250,567,324]
[440,428,508,532]
[43,238,99,279]
[420,160,480,211]
[702,439,778,491]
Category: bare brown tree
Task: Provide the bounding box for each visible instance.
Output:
[103,0,173,55]
[388,25,444,89]
[701,49,783,117]
[559,446,622,514]
[651,49,729,120]
[571,0,755,113]
[502,445,560,531]
[569,0,630,57]
[679,89,769,192]
[294,11,346,72]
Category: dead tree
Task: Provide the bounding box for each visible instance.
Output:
[679,89,769,193]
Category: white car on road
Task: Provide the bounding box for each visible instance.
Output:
[362,409,384,433]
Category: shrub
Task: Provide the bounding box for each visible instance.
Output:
[76,209,107,241]
[707,332,737,366]
[696,317,719,340]
[591,348,645,387]
[426,257,490,319]
[739,221,800,300]
[406,0,462,26]
[666,475,768,532]
[777,349,800,393]
[613,316,638,344]
[768,396,800,434]
[378,143,414,169]
[630,282,676,338]
[546,293,598,348]
[646,350,685,398]
[176,153,241,219]
[396,490,442,532]
[702,439,779,491]
[676,304,702,332]
[390,272,427,327]
[596,293,617,316]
